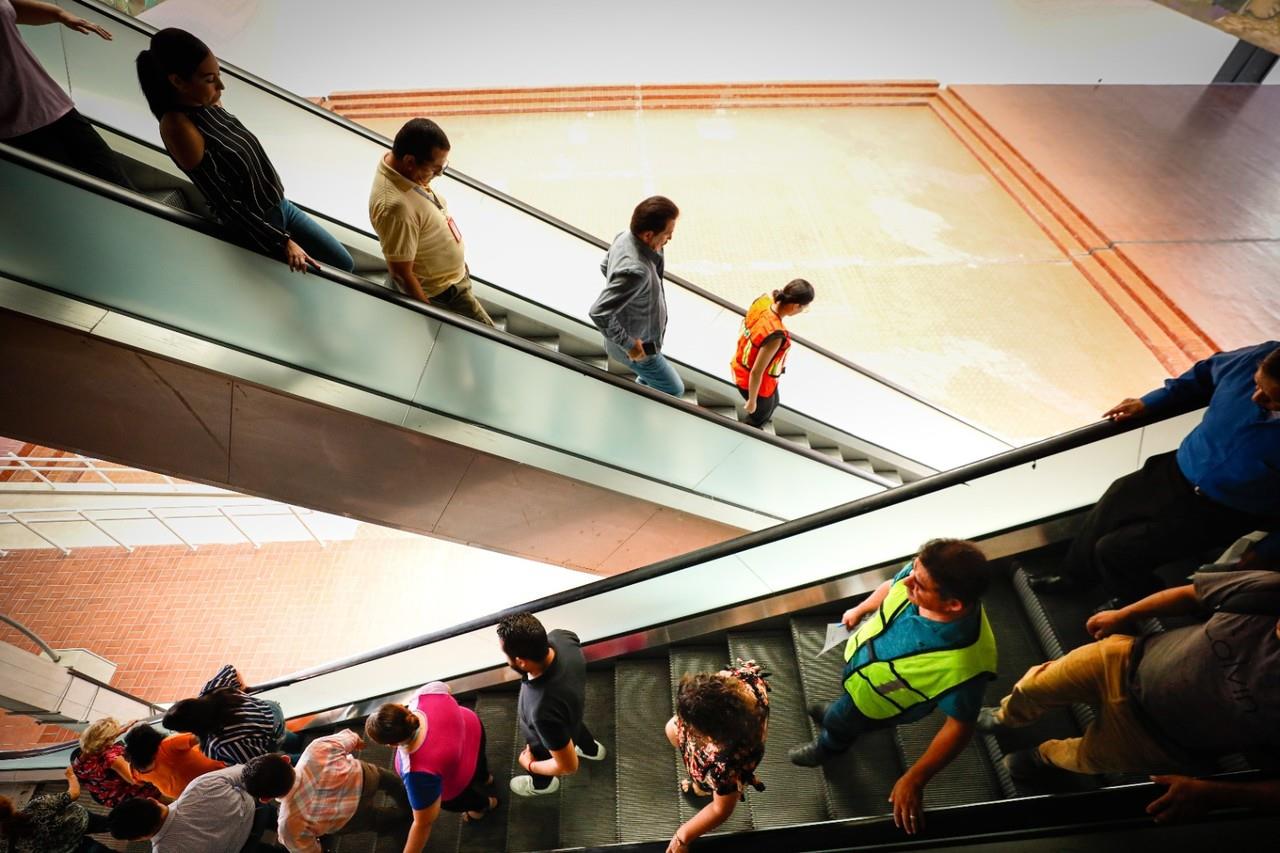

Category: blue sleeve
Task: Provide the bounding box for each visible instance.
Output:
[403,771,443,811]
[937,676,987,723]
[1140,347,1245,413]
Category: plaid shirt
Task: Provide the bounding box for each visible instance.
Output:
[277,730,365,853]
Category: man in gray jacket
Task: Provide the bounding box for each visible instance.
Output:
[589,196,684,396]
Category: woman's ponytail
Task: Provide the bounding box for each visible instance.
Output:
[135,28,211,119]
[773,278,815,307]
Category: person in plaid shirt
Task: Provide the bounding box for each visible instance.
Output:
[242,730,409,852]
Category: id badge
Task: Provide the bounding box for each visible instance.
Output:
[447,216,462,243]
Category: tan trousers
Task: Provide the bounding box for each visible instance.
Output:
[994,634,1189,775]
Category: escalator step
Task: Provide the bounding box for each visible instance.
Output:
[668,646,753,834]
[458,692,517,853]
[727,632,831,827]
[894,713,1001,808]
[503,692,560,853]
[790,615,902,818]
[558,670,620,848]
[615,660,682,843]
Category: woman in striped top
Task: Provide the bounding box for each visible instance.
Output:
[162,664,301,766]
[134,28,353,274]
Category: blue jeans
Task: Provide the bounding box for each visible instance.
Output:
[268,199,355,272]
[603,339,684,397]
[818,689,885,754]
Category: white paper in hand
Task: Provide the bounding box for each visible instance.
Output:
[819,622,852,656]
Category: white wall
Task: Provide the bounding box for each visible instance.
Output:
[138,0,1244,97]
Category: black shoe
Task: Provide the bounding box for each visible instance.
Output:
[788,740,830,767]
[1026,574,1081,595]
[1003,747,1056,782]
[807,702,831,728]
[1089,597,1122,616]
[975,706,1003,735]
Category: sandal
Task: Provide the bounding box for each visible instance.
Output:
[462,795,499,824]
[678,778,710,798]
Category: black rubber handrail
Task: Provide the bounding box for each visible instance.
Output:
[0,143,887,492]
[63,0,1013,448]
[244,402,1196,695]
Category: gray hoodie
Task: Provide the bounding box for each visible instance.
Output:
[589,231,669,350]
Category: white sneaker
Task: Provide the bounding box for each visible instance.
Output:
[575,740,607,762]
[509,775,560,796]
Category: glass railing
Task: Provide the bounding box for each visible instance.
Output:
[0,143,890,524]
[23,0,1013,474]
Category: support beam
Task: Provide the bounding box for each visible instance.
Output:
[1214,38,1278,83]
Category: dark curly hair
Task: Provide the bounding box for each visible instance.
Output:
[497,612,549,662]
[676,673,761,748]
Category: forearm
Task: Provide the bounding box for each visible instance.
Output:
[1195,778,1280,812]
[677,798,735,845]
[746,364,766,402]
[402,820,432,853]
[854,580,893,619]
[1119,585,1200,621]
[13,0,64,25]
[394,267,429,303]
[904,719,972,785]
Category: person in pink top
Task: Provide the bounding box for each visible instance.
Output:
[365,682,497,852]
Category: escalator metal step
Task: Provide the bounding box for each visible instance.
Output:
[458,692,517,853]
[504,691,560,853]
[668,645,753,834]
[790,615,902,818]
[558,670,619,848]
[615,660,682,843]
[726,631,831,827]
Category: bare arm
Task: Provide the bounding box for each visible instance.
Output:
[523,742,579,778]
[159,112,206,172]
[842,579,893,629]
[63,766,81,801]
[387,259,430,303]
[890,716,974,835]
[1087,584,1200,639]
[744,337,783,412]
[109,755,140,785]
[402,800,440,853]
[14,1,113,37]
[1148,775,1280,823]
[668,791,738,852]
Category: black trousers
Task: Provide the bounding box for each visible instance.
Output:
[5,108,135,190]
[1064,451,1265,603]
[529,720,596,790]
[737,386,780,428]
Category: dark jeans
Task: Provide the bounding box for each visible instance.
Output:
[5,108,135,190]
[265,199,355,272]
[1064,451,1266,603]
[427,275,495,327]
[238,802,280,853]
[441,723,492,813]
[337,761,411,835]
[816,690,888,755]
[529,721,597,790]
[80,810,113,851]
[736,386,780,428]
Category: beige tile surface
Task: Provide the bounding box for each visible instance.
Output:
[363,106,1168,444]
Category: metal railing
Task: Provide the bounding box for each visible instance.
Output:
[0,451,185,491]
[0,501,328,556]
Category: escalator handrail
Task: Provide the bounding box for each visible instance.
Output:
[244,402,1199,695]
[0,142,887,488]
[58,0,1014,449]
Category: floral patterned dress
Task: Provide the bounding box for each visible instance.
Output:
[72,743,162,807]
[676,660,770,798]
[5,793,90,853]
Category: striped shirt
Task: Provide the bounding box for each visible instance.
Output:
[277,730,366,853]
[175,105,288,254]
[199,664,284,766]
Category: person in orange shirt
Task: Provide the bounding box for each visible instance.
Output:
[730,280,815,428]
[122,723,226,800]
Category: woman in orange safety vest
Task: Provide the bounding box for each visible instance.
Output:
[730,279,815,428]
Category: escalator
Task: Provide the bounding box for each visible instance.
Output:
[20,0,1014,480]
[3,402,1272,851]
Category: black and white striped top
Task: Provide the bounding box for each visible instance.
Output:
[176,105,288,254]
[197,664,284,765]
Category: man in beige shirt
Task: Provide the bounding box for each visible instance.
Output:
[368,118,493,326]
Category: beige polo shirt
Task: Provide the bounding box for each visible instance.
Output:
[368,157,466,296]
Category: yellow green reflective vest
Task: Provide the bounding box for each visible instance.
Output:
[842,578,997,720]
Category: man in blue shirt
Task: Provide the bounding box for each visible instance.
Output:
[790,539,996,836]
[1031,342,1280,604]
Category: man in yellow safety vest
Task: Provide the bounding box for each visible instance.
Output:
[789,539,997,835]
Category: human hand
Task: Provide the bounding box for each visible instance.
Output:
[889,774,924,835]
[744,397,757,414]
[1147,775,1210,823]
[1086,608,1132,640]
[665,832,689,853]
[1103,398,1145,421]
[284,240,319,274]
[60,11,112,40]
[518,745,534,772]
[841,606,865,630]
[628,340,646,361]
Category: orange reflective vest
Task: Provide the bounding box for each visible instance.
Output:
[731,295,791,398]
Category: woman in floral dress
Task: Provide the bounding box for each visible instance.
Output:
[663,660,770,853]
[69,717,163,807]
